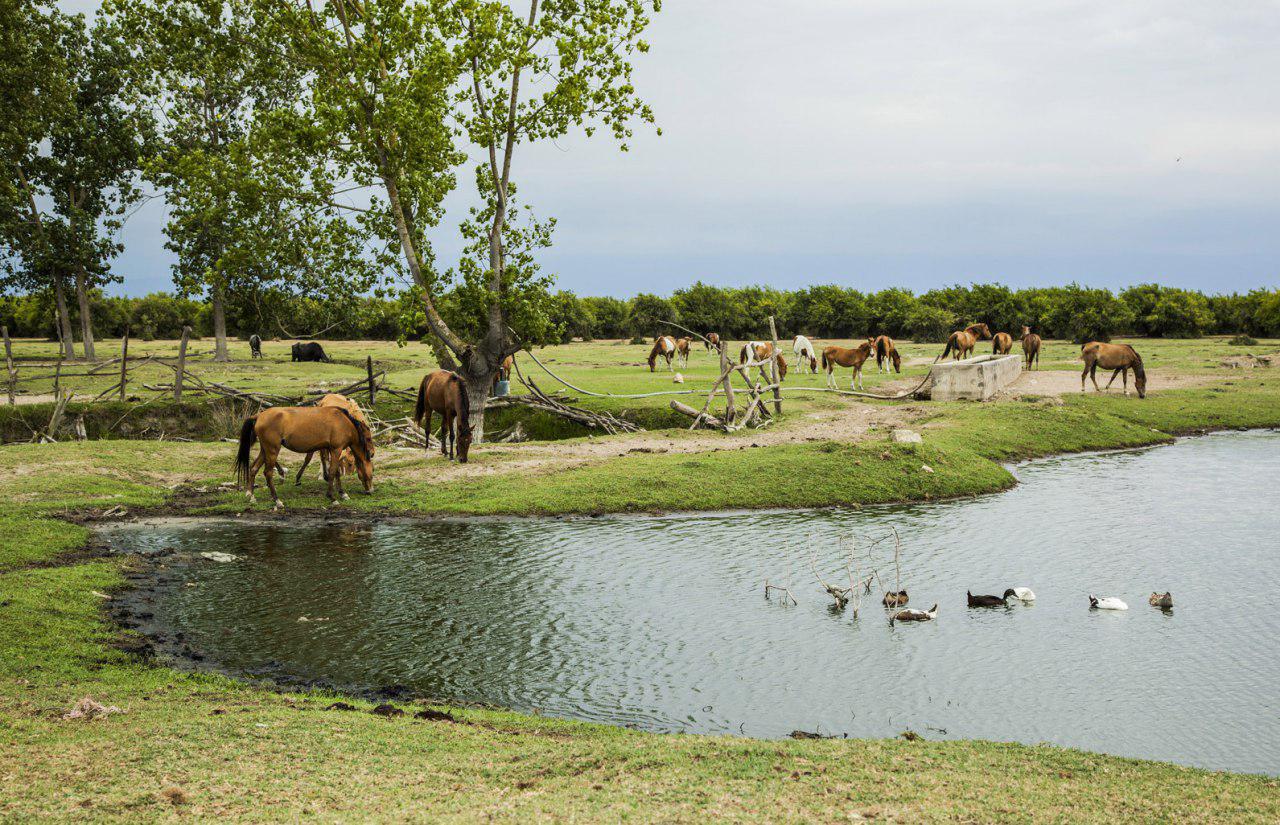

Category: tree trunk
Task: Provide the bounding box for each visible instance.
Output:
[52,276,77,359]
[73,268,96,361]
[211,281,229,361]
[460,365,492,445]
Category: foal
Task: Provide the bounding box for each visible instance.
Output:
[822,340,875,390]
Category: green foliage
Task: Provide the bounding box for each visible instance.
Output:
[904,304,954,343]
[1122,284,1214,338]
[1041,284,1134,343]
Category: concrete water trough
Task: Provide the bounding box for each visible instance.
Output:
[926,353,1022,401]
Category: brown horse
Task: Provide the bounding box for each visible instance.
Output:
[704,332,721,352]
[936,323,992,362]
[675,337,692,368]
[236,406,374,509]
[1020,326,1041,370]
[491,354,514,388]
[292,393,374,485]
[414,369,474,462]
[648,335,677,372]
[1081,342,1146,398]
[822,340,875,390]
[873,335,901,373]
[992,332,1013,355]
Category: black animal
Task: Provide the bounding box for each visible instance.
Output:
[249,334,263,359]
[291,342,331,363]
[967,589,1015,607]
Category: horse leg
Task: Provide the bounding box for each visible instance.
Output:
[442,410,454,460]
[1081,359,1091,392]
[295,450,314,485]
[1122,368,1129,396]
[328,450,347,502]
[1090,363,1102,392]
[246,452,264,501]
[422,410,433,456]
[261,444,284,510]
[1105,368,1121,391]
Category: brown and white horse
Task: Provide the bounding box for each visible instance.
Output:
[236,406,375,509]
[822,340,875,390]
[1081,342,1146,398]
[414,369,474,461]
[992,331,1013,355]
[792,335,818,373]
[936,323,992,362]
[873,335,901,373]
[1020,326,1041,370]
[648,335,677,372]
[740,341,788,381]
[704,332,721,352]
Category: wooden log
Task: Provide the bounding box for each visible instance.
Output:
[670,399,724,430]
[768,315,782,415]
[174,326,191,402]
[118,327,129,401]
[719,340,735,424]
[3,326,13,405]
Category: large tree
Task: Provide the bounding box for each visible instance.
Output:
[260,0,659,441]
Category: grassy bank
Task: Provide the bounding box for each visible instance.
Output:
[2,351,1279,819]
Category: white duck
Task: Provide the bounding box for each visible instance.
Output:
[1009,587,1036,601]
[1088,595,1128,611]
[891,604,938,624]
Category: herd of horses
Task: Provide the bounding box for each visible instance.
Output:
[235,327,1147,507]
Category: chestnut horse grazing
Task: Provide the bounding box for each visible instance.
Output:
[236,406,374,509]
[741,342,789,381]
[293,393,374,485]
[873,335,901,373]
[1020,326,1041,370]
[414,369,474,462]
[704,332,721,352]
[992,332,1013,355]
[936,323,992,362]
[1081,342,1146,398]
[822,340,875,390]
[792,335,818,373]
[648,335,677,372]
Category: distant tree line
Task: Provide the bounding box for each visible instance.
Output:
[2,281,1277,345]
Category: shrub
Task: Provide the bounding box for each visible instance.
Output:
[1228,334,1259,346]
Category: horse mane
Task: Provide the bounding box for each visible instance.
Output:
[339,408,375,459]
[1126,345,1145,375]
[451,373,471,431]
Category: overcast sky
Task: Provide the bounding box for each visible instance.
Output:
[60,1,1280,297]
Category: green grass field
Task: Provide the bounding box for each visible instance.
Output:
[2,335,1279,820]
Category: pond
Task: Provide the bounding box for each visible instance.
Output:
[106,429,1280,775]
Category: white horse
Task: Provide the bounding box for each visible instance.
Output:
[792,335,817,374]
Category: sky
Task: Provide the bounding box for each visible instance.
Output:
[60,1,1280,297]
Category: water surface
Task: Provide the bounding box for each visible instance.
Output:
[109,430,1280,774]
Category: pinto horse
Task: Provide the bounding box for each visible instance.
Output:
[414,369,474,462]
[704,332,721,352]
[822,340,875,390]
[236,406,374,509]
[873,335,901,373]
[792,335,818,374]
[740,342,788,381]
[1081,342,1146,398]
[292,394,373,485]
[1020,326,1041,370]
[992,332,1013,355]
[935,323,992,362]
[648,336,677,372]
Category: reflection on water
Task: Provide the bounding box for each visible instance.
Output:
[109,430,1280,774]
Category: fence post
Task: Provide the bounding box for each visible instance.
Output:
[768,315,782,415]
[3,326,13,405]
[174,325,190,402]
[366,355,376,406]
[119,327,129,402]
[718,340,735,424]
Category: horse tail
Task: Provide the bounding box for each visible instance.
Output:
[414,378,427,425]
[821,349,830,371]
[452,373,471,430]
[936,336,954,363]
[875,336,887,360]
[235,416,257,489]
